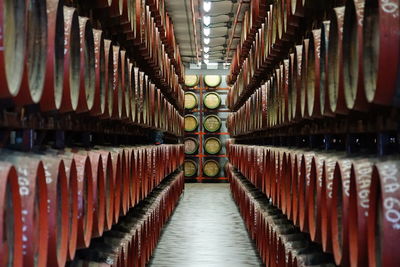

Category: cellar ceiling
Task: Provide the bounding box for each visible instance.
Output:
[165,0,250,65]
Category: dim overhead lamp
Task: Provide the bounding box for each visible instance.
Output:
[203,27,210,37]
[203,16,211,26]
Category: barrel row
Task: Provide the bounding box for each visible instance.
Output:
[71,170,185,267]
[0,0,184,116]
[227,0,268,84]
[76,0,184,84]
[140,0,184,80]
[0,144,183,267]
[227,143,400,267]
[227,0,399,112]
[226,164,335,267]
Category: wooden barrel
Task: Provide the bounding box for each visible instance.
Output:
[0,162,23,267]
[204,137,222,155]
[319,20,335,117]
[328,6,349,115]
[203,115,222,132]
[204,92,222,109]
[203,160,220,177]
[184,137,199,155]
[184,160,197,177]
[362,0,399,106]
[184,115,199,132]
[184,75,199,87]
[343,0,369,111]
[184,92,198,109]
[204,75,222,88]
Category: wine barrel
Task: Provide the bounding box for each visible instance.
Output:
[40,0,65,112]
[184,115,199,132]
[328,6,349,115]
[0,0,26,100]
[184,160,197,177]
[203,115,222,132]
[76,16,95,113]
[306,29,322,118]
[0,151,49,267]
[184,137,199,155]
[15,0,47,105]
[121,50,131,121]
[343,0,369,111]
[184,74,199,87]
[60,6,80,112]
[103,39,114,119]
[91,29,106,116]
[204,92,222,109]
[319,20,335,117]
[348,158,375,267]
[203,160,220,177]
[204,137,222,155]
[331,158,353,266]
[38,155,70,267]
[363,0,399,106]
[112,45,123,119]
[0,162,23,267]
[184,92,198,109]
[368,160,400,267]
[204,75,222,88]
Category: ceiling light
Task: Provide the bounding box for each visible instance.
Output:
[204,54,209,59]
[204,46,210,53]
[203,16,211,26]
[203,27,210,37]
[203,1,211,12]
[204,59,209,64]
[203,37,210,45]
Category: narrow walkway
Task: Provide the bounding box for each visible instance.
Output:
[149,184,263,267]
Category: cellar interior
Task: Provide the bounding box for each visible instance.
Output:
[0,0,399,266]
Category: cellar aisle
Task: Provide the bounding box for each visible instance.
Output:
[148,184,263,267]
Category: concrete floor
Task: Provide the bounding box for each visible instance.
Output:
[148,184,263,267]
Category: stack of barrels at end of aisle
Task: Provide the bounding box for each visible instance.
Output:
[226,164,335,267]
[0,144,184,267]
[226,0,399,132]
[0,1,185,136]
[70,171,185,267]
[226,143,400,267]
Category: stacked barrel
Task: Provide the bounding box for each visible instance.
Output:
[0,0,185,266]
[227,143,400,267]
